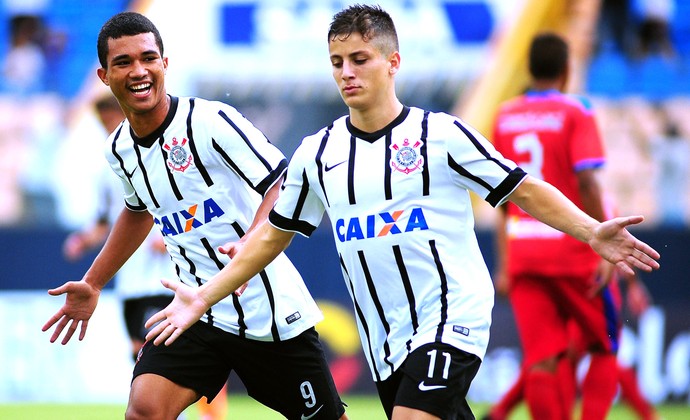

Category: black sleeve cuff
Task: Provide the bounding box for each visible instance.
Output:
[268,209,317,237]
[485,167,527,208]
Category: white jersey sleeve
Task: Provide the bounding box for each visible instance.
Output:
[444,116,526,207]
[205,103,288,196]
[269,127,330,236]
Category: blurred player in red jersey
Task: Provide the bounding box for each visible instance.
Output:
[485,197,660,420]
[490,32,627,420]
[485,265,659,420]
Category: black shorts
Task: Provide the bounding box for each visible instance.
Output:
[133,321,346,419]
[375,343,481,419]
[122,295,174,342]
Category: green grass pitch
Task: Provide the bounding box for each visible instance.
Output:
[1,395,689,419]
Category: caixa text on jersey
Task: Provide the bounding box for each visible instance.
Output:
[154,198,225,236]
[335,207,428,242]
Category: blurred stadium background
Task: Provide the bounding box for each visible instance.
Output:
[1,0,689,417]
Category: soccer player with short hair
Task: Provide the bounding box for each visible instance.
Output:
[62,94,229,420]
[145,5,660,420]
[490,32,630,419]
[42,12,347,420]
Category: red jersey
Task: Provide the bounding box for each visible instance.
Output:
[493,90,605,277]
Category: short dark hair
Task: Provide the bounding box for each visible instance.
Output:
[328,4,399,55]
[97,12,164,69]
[528,32,569,80]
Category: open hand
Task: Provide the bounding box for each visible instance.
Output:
[42,281,101,345]
[589,216,660,276]
[144,279,209,346]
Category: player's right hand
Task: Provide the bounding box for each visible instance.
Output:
[42,281,101,345]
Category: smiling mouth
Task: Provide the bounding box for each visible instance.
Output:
[129,82,152,95]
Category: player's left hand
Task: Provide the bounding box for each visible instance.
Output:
[145,278,209,346]
[588,216,660,276]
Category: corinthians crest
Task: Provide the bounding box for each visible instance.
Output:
[390,138,424,174]
[163,137,193,172]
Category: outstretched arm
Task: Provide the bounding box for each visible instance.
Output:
[146,220,295,345]
[42,208,153,344]
[508,176,660,276]
[217,177,283,296]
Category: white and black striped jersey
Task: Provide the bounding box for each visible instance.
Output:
[105,95,322,342]
[270,106,526,380]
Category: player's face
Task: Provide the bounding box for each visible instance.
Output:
[97,32,168,118]
[329,32,398,112]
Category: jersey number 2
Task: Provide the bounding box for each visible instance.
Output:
[514,132,544,180]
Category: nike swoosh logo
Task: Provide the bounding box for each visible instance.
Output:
[324,160,347,172]
[301,404,323,420]
[418,381,447,391]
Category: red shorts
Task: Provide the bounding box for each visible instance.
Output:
[509,273,621,368]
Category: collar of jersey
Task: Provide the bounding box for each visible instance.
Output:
[525,88,561,98]
[130,95,179,148]
[346,106,410,143]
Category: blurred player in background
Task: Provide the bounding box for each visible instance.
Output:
[485,265,659,420]
[43,12,346,420]
[568,269,659,420]
[490,32,638,419]
[143,5,660,420]
[62,94,228,420]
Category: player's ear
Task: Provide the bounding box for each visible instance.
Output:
[97,67,109,86]
[388,51,400,75]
